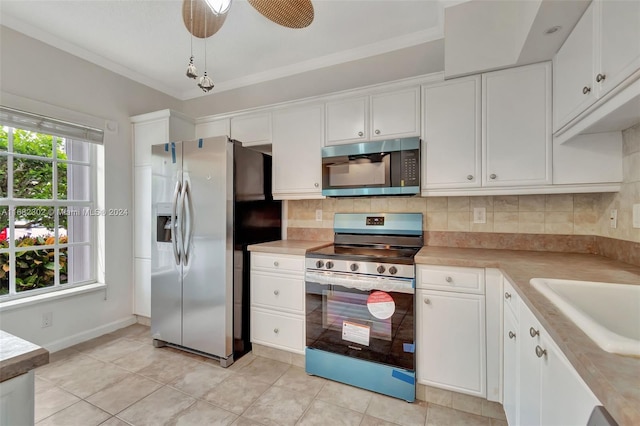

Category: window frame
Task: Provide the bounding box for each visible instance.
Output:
[1,126,98,300]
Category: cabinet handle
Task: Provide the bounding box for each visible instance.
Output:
[529,327,540,338]
[535,345,547,358]
[445,276,453,283]
[424,298,431,305]
[582,86,591,94]
[273,328,279,334]
[273,290,279,296]
[467,175,474,181]
[509,331,516,339]
[358,131,364,137]
[505,292,511,300]
[596,73,606,83]
[314,183,319,188]
[490,174,497,180]
[375,129,381,135]
[273,261,279,267]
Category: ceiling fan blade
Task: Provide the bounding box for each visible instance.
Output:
[248,0,314,29]
[182,0,227,39]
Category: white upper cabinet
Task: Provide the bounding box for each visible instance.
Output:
[553,0,640,132]
[325,87,420,146]
[272,104,324,199]
[325,96,369,144]
[553,3,597,132]
[195,118,230,139]
[422,76,481,190]
[370,88,420,140]
[483,62,552,187]
[230,112,271,146]
[598,0,640,97]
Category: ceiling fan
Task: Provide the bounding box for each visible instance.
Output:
[182,0,314,92]
[182,0,315,39]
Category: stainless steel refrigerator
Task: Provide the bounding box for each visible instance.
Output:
[150,136,281,367]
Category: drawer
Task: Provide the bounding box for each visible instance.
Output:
[251,272,304,313]
[251,308,305,353]
[503,278,519,319]
[417,265,485,294]
[251,252,305,274]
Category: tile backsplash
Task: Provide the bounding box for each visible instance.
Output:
[287,122,640,244]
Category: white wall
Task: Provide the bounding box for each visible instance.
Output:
[0,27,184,351]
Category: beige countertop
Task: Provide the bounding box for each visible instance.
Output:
[247,240,332,255]
[416,246,640,426]
[0,330,49,382]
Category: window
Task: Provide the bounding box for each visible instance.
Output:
[0,107,102,300]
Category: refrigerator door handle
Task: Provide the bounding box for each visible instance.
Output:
[183,179,194,266]
[171,180,182,266]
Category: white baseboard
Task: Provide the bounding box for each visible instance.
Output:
[45,316,137,353]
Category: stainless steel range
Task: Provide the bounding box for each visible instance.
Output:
[304,213,423,402]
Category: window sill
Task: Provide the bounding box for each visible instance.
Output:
[0,283,106,313]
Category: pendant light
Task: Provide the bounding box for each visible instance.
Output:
[197,7,215,92]
[185,0,198,79]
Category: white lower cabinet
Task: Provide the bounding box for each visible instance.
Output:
[507,295,600,426]
[416,265,486,397]
[250,252,305,354]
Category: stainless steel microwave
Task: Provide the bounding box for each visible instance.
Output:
[321,137,420,197]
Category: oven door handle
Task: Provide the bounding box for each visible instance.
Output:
[305,270,414,294]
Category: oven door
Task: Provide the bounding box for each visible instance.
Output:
[305,271,415,371]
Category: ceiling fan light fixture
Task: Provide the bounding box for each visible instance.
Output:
[204,0,232,16]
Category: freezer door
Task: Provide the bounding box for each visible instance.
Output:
[181,137,233,358]
[151,142,183,346]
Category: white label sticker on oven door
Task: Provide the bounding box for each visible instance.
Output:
[367,291,396,320]
[342,321,370,346]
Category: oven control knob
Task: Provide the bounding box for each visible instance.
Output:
[377,265,386,274]
[350,263,359,271]
[315,260,324,269]
[389,266,398,275]
[325,261,334,270]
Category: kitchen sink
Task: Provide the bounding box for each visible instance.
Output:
[530,278,640,356]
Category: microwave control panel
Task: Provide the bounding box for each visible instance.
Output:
[401,152,419,186]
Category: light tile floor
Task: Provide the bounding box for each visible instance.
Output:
[35,325,508,426]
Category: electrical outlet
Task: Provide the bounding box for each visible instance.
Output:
[610,209,617,229]
[633,204,640,229]
[42,312,52,328]
[473,207,486,224]
[315,209,322,222]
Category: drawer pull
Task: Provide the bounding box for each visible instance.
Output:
[358,131,364,137]
[596,73,606,83]
[273,328,279,334]
[273,261,279,267]
[529,327,540,338]
[582,86,591,95]
[424,298,431,305]
[505,292,511,300]
[445,276,453,283]
[273,290,279,296]
[535,345,547,358]
[508,331,516,339]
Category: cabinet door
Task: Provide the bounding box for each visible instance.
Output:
[272,104,324,199]
[196,119,230,139]
[371,87,420,140]
[230,113,271,146]
[539,333,600,426]
[518,301,542,426]
[483,63,552,187]
[553,3,597,132]
[503,307,519,426]
[422,77,481,190]
[598,0,640,97]
[417,289,486,397]
[325,96,368,145]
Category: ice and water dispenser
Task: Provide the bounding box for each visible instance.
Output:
[156,203,173,243]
